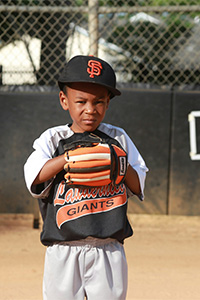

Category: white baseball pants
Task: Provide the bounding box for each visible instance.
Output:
[43,238,128,300]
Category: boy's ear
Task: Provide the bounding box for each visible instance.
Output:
[59,91,69,111]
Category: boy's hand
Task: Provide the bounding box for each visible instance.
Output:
[64,143,127,187]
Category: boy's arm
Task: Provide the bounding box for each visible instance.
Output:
[33,154,66,185]
[33,154,142,193]
[124,164,141,196]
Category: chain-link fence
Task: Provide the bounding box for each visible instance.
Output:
[0,0,199,87]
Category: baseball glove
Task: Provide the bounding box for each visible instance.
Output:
[64,141,127,187]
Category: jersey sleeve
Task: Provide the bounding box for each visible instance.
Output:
[122,131,148,200]
[24,129,56,199]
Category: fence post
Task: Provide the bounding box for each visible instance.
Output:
[88,0,99,56]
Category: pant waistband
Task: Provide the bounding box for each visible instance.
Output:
[53,236,117,247]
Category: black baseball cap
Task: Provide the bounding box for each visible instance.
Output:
[57,55,121,99]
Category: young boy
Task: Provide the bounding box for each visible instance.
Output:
[24,55,148,300]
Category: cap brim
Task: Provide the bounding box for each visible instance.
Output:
[58,79,121,99]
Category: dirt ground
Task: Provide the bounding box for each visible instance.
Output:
[0,214,199,300]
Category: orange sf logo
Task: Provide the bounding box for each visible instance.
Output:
[87,60,102,78]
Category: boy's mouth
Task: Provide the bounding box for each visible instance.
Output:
[83,118,96,124]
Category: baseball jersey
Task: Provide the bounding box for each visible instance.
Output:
[24,123,148,246]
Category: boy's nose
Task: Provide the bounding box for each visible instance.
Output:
[85,103,96,113]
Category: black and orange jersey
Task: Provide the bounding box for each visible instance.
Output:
[24,123,148,245]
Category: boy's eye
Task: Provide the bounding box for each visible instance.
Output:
[96,99,105,104]
[77,100,86,104]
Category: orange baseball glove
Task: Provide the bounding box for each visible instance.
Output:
[64,142,127,187]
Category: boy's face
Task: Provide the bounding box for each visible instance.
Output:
[60,82,110,133]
